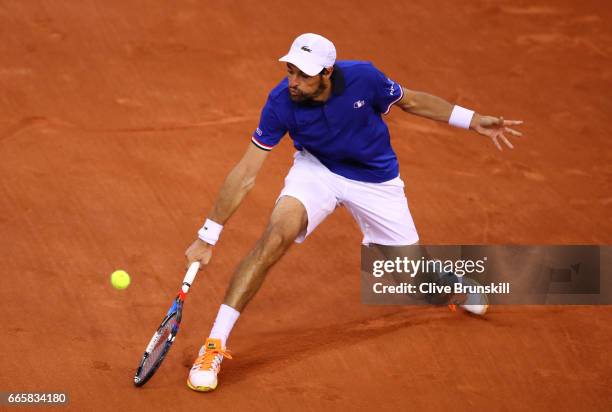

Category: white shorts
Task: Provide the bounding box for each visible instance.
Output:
[278,150,419,246]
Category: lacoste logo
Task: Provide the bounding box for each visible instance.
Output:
[353,100,365,109]
[301,46,312,52]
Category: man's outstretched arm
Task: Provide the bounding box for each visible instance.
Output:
[395,87,523,151]
[207,143,269,224]
[185,143,269,268]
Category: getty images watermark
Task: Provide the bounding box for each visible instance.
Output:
[370,256,510,296]
[361,245,612,305]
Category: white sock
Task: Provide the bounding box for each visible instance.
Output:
[208,304,240,347]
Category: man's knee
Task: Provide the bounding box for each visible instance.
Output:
[251,195,308,261]
[272,195,307,226]
[270,196,308,238]
[261,222,295,253]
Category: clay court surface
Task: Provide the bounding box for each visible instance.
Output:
[1,0,611,410]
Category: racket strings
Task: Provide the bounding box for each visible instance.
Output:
[140,318,177,377]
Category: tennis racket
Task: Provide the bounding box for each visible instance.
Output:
[134,261,200,387]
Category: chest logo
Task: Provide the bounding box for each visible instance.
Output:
[353,100,365,109]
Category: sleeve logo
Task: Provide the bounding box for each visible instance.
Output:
[386,78,396,95]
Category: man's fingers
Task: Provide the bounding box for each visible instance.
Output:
[187,259,204,271]
[504,120,523,126]
[500,133,514,149]
[185,256,198,270]
[505,127,523,136]
[492,135,503,151]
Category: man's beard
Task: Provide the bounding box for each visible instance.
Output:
[289,78,328,104]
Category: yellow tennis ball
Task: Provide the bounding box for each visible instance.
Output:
[111,270,131,290]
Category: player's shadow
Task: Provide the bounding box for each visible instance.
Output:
[185,306,482,387]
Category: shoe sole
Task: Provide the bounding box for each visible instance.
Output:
[459,277,489,315]
[187,379,217,392]
[462,304,489,315]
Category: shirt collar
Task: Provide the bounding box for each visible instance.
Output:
[295,65,345,107]
[331,65,345,96]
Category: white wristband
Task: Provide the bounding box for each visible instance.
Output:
[449,105,475,129]
[198,218,223,246]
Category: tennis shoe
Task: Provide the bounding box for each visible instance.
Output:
[187,338,232,392]
[459,277,489,315]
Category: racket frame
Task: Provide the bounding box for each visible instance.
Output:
[133,262,200,387]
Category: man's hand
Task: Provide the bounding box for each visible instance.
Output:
[470,115,523,151]
[185,238,213,270]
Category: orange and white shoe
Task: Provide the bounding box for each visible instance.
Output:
[459,277,489,315]
[187,338,232,392]
[448,277,489,316]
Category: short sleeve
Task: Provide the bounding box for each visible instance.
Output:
[369,65,404,115]
[251,98,287,151]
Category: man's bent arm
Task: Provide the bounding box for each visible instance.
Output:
[208,143,269,225]
[395,87,523,150]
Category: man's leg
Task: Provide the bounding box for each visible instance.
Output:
[343,176,488,314]
[224,195,308,312]
[371,243,466,306]
[187,196,307,392]
[189,150,337,392]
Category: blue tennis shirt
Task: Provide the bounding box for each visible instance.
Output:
[251,60,404,183]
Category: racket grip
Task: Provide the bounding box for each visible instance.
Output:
[183,261,200,286]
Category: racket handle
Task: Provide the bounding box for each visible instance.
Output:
[183,261,200,286]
